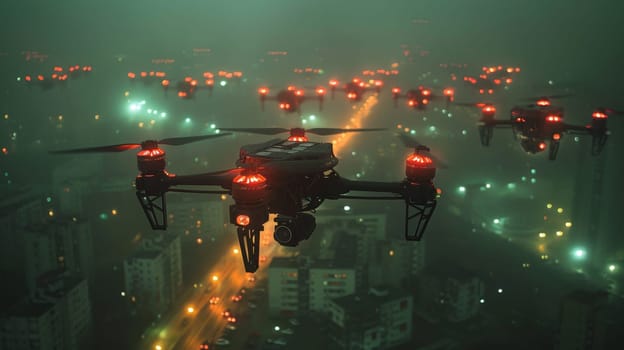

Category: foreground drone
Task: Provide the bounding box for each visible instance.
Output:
[51,128,439,272]
[459,96,619,160]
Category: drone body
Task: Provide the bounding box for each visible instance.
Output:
[52,129,439,273]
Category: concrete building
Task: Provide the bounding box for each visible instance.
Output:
[166,195,228,238]
[327,287,414,350]
[316,213,388,291]
[416,265,484,323]
[123,233,182,314]
[268,256,356,316]
[0,270,93,350]
[555,290,608,350]
[0,186,46,274]
[20,217,94,293]
[369,238,426,290]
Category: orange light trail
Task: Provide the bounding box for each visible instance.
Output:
[331,94,378,156]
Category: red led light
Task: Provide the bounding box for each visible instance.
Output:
[443,88,454,96]
[392,87,401,94]
[493,79,501,85]
[422,99,429,105]
[506,67,514,73]
[203,72,214,78]
[316,87,326,95]
[482,106,496,114]
[295,90,304,96]
[347,92,357,99]
[236,214,250,226]
[408,100,416,106]
[539,142,546,150]
[128,72,136,79]
[592,111,608,119]
[178,91,188,98]
[536,99,551,107]
[233,173,267,185]
[140,72,147,77]
[487,89,494,94]
[422,89,431,96]
[37,75,44,81]
[553,133,561,140]
[406,153,433,167]
[287,136,309,142]
[25,75,31,82]
[161,79,170,87]
[53,66,63,72]
[374,80,383,86]
[546,115,562,122]
[505,78,513,84]
[190,80,198,86]
[329,79,338,86]
[137,148,165,158]
[205,79,214,86]
[258,87,269,95]
[287,85,296,91]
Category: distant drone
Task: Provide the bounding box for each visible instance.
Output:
[257,86,326,114]
[391,86,455,111]
[21,65,93,90]
[51,128,440,272]
[459,95,619,160]
[328,77,383,102]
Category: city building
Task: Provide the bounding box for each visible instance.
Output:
[0,185,46,274]
[369,238,426,289]
[327,287,413,350]
[0,270,93,350]
[416,264,484,323]
[268,256,356,316]
[20,217,94,293]
[555,290,608,350]
[123,233,182,314]
[166,194,228,238]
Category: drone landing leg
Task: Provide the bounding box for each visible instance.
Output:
[591,134,608,155]
[136,191,167,230]
[237,227,262,273]
[549,140,560,160]
[404,200,437,241]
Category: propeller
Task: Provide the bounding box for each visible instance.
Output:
[49,133,231,154]
[219,127,386,136]
[397,133,448,169]
[522,93,574,102]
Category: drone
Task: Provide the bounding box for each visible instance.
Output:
[459,96,619,160]
[391,86,455,110]
[462,66,518,95]
[257,86,327,114]
[328,77,383,102]
[128,71,214,99]
[21,65,93,90]
[50,128,439,273]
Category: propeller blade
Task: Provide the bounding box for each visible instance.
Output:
[398,133,429,150]
[218,128,289,135]
[523,93,574,102]
[158,133,231,146]
[602,107,624,116]
[49,143,140,154]
[306,128,386,136]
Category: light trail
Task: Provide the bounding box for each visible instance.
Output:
[331,94,378,156]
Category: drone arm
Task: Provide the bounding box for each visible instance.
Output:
[167,170,241,188]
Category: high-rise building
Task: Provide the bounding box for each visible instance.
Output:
[555,290,608,350]
[0,270,93,350]
[327,287,413,350]
[0,186,46,274]
[416,265,484,323]
[123,233,182,314]
[268,256,356,316]
[166,195,228,238]
[368,238,426,289]
[20,217,94,293]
